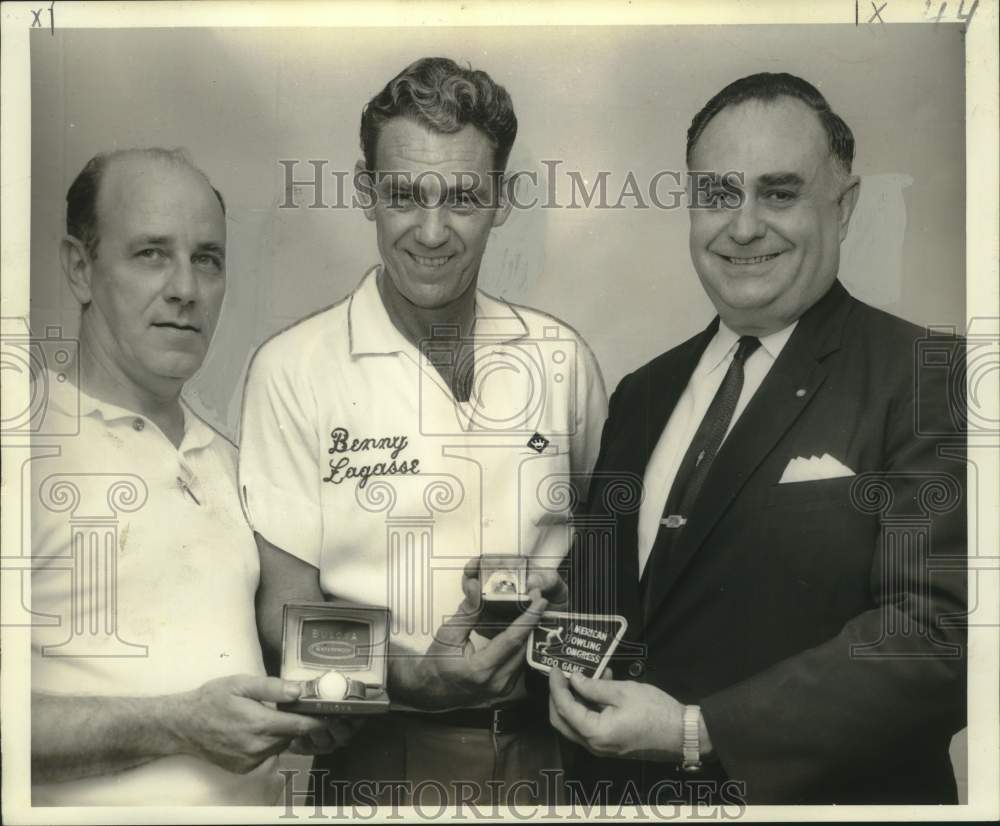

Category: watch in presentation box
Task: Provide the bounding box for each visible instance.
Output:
[279,600,390,715]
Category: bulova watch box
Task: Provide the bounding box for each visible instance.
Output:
[279,600,390,715]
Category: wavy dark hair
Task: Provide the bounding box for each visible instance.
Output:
[66,147,225,259]
[360,57,518,173]
[687,72,855,174]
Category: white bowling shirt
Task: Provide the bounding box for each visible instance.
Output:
[31,373,279,806]
[239,268,607,658]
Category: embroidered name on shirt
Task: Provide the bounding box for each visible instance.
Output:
[323,427,420,488]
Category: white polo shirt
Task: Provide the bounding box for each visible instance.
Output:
[239,268,607,659]
[31,373,279,806]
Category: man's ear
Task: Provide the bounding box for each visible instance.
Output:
[491,173,514,229]
[355,159,377,222]
[837,174,861,243]
[59,236,93,305]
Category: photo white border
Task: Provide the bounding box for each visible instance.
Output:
[2,1,997,822]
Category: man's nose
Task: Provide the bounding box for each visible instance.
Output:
[414,206,449,248]
[164,258,198,303]
[727,199,767,245]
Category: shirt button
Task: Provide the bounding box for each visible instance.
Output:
[132,419,144,431]
[628,660,645,678]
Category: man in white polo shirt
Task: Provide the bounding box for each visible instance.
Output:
[30,148,332,805]
[241,57,607,805]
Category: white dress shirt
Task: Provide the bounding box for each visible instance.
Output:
[637,320,798,576]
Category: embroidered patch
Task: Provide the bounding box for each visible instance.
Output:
[527,432,549,453]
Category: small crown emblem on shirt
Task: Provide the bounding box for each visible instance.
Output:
[527,433,549,453]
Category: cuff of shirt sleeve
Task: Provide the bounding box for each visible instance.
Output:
[241,477,322,569]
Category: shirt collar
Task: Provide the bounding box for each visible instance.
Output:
[348,266,529,356]
[177,399,220,453]
[46,370,134,422]
[46,370,216,452]
[348,267,414,356]
[700,319,799,375]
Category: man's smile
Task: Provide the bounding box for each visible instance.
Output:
[717,252,783,265]
[406,251,454,268]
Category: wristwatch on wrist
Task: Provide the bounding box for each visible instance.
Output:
[680,704,702,772]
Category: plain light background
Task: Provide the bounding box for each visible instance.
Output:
[30,25,965,436]
[29,24,967,798]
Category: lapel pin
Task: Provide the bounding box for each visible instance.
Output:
[795,388,807,398]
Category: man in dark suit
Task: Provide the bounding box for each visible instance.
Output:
[549,73,966,805]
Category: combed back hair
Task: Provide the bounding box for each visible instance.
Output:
[360,57,518,173]
[66,147,225,259]
[686,72,855,175]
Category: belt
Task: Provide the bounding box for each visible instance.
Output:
[397,704,549,736]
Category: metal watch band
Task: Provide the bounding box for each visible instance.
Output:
[680,704,702,772]
[343,677,367,700]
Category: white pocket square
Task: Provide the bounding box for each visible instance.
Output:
[779,453,855,484]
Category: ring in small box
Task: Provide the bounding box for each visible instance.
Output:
[279,600,390,715]
[479,554,529,616]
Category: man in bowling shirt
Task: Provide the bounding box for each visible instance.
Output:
[241,57,607,804]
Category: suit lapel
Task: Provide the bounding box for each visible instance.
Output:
[608,323,717,628]
[642,283,853,624]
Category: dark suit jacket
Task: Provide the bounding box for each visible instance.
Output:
[565,281,967,805]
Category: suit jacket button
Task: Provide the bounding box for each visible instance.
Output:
[628,660,644,678]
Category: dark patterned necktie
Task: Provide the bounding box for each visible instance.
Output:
[641,335,761,592]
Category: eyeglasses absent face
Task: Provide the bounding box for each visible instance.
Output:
[688,97,859,336]
[361,117,511,312]
[68,155,227,391]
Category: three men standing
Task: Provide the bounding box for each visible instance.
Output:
[28,67,966,809]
